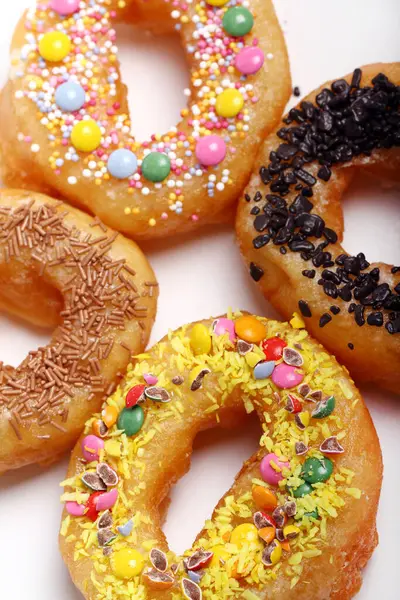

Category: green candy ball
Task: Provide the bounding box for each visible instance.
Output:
[292,482,313,498]
[142,152,171,182]
[222,7,254,37]
[301,457,333,484]
[117,406,145,437]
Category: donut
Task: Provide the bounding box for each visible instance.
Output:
[60,312,382,600]
[0,0,290,240]
[236,63,400,393]
[0,189,158,473]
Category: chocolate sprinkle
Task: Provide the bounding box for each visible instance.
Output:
[0,200,156,440]
[247,69,400,333]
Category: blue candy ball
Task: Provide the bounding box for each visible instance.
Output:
[254,360,275,380]
[107,149,138,179]
[55,81,86,112]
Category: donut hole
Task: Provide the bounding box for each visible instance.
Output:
[162,412,262,554]
[0,314,53,369]
[342,172,399,265]
[116,25,190,142]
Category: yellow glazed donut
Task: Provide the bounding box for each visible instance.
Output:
[0,189,158,473]
[0,0,291,240]
[236,64,400,393]
[60,312,382,600]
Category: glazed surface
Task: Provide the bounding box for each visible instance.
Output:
[236,63,400,392]
[0,0,290,239]
[60,312,382,600]
[0,189,158,473]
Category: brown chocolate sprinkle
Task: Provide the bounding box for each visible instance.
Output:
[248,69,400,333]
[295,441,309,456]
[0,200,156,438]
[150,548,168,573]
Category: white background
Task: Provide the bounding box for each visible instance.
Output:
[0,1,399,598]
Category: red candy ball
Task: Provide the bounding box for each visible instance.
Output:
[85,491,103,522]
[126,384,146,408]
[262,337,287,361]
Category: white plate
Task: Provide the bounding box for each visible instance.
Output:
[0,1,399,598]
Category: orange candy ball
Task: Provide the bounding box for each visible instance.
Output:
[252,485,278,511]
[234,315,267,343]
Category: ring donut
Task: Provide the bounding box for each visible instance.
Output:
[0,190,157,473]
[60,312,381,600]
[236,63,400,393]
[0,0,290,240]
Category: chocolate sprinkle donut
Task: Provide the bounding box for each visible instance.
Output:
[246,69,400,334]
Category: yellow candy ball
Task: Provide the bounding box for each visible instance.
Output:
[209,545,230,568]
[215,89,244,118]
[235,315,267,343]
[190,323,212,355]
[230,523,260,549]
[71,119,102,153]
[111,548,144,579]
[207,0,229,5]
[39,31,71,62]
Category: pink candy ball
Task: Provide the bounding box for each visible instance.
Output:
[213,318,236,342]
[50,0,80,15]
[195,135,226,166]
[260,452,290,486]
[272,363,304,389]
[143,373,158,385]
[81,435,104,462]
[235,47,265,75]
[65,501,85,517]
[95,488,118,511]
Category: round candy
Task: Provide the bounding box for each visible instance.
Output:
[111,548,145,579]
[252,485,278,511]
[209,545,230,567]
[195,135,226,166]
[190,323,212,355]
[222,7,254,37]
[39,31,71,62]
[292,482,313,498]
[271,363,304,389]
[50,0,80,15]
[230,523,260,549]
[107,149,138,179]
[143,373,158,385]
[71,119,102,153]
[55,81,85,112]
[312,395,336,419]
[253,360,275,380]
[101,405,119,428]
[235,46,265,75]
[95,488,118,511]
[213,318,236,342]
[65,501,85,517]
[117,405,145,436]
[261,336,287,361]
[142,152,171,182]
[234,315,267,343]
[207,0,229,5]
[260,452,290,486]
[215,89,244,118]
[81,434,104,462]
[125,384,146,408]
[301,457,333,484]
